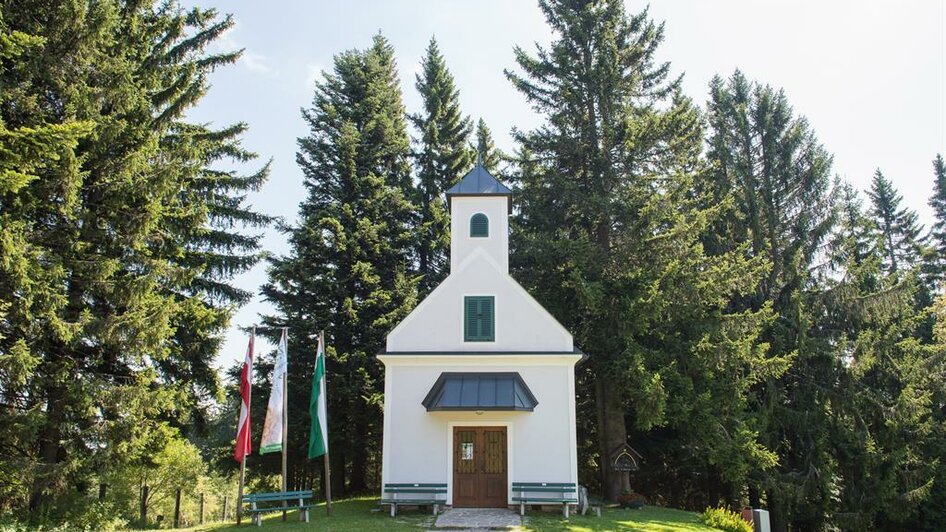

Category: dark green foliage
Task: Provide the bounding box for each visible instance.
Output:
[926,154,946,290]
[0,0,267,521]
[867,169,933,342]
[705,70,841,530]
[262,34,417,496]
[817,190,940,531]
[705,70,837,300]
[410,37,473,295]
[706,69,946,530]
[506,0,774,505]
[868,169,925,276]
[474,118,504,173]
[831,184,881,277]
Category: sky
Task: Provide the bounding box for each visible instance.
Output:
[178,1,946,371]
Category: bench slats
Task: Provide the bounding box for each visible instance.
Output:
[512,497,578,502]
[512,482,577,518]
[245,505,318,514]
[380,484,445,518]
[243,490,313,502]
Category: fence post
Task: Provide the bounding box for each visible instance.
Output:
[200,492,205,524]
[139,485,149,523]
[173,488,182,528]
[222,494,228,521]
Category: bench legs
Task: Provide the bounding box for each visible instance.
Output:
[520,502,525,516]
[250,502,261,527]
[432,503,439,515]
[563,503,569,518]
[390,503,396,517]
[298,499,309,522]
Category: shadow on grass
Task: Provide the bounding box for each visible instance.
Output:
[153,498,713,532]
[520,505,716,532]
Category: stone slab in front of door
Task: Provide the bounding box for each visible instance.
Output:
[433,507,521,529]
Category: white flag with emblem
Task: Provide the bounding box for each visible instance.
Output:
[259,328,287,454]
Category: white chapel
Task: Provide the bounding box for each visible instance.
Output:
[378,163,583,512]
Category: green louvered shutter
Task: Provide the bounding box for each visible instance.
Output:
[464,297,477,340]
[464,296,495,342]
[480,297,494,340]
[470,213,489,237]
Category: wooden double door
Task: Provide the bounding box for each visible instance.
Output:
[453,426,507,507]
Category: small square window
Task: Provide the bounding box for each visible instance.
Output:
[461,442,474,460]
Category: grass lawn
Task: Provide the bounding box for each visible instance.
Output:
[154,497,718,532]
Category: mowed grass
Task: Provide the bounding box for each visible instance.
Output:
[154,497,717,532]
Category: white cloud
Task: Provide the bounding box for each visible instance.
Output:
[242,50,274,74]
[213,20,278,76]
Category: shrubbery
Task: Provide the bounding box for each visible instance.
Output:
[699,507,752,532]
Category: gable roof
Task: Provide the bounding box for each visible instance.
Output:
[446,164,512,212]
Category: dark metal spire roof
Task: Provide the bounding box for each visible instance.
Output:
[445,164,512,211]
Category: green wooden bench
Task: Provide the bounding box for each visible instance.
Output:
[512,482,578,517]
[242,490,315,526]
[380,483,447,517]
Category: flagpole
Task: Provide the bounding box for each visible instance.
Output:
[237,456,246,525]
[321,329,332,517]
[281,327,289,522]
[236,326,254,525]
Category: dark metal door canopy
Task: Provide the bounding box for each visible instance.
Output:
[422,372,538,411]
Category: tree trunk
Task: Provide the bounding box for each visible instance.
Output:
[595,373,627,501]
[748,484,760,508]
[349,414,369,493]
[28,392,64,514]
[766,489,787,532]
[173,488,182,528]
[331,442,346,497]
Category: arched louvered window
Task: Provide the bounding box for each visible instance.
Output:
[470,213,489,237]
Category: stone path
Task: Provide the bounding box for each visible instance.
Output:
[433,507,522,529]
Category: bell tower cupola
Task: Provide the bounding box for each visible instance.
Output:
[445,163,512,273]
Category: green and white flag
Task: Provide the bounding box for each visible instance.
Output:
[260,328,287,454]
[308,334,328,459]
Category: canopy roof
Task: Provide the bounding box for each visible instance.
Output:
[421,372,538,411]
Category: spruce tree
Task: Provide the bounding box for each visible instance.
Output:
[868,169,924,275]
[0,1,268,515]
[507,0,774,502]
[831,185,878,272]
[262,34,417,495]
[705,71,838,530]
[820,185,942,530]
[411,37,473,295]
[926,154,946,289]
[474,118,504,173]
[158,122,272,429]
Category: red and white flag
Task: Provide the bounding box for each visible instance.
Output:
[234,332,254,462]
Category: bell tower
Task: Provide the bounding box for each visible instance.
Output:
[445,164,512,273]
